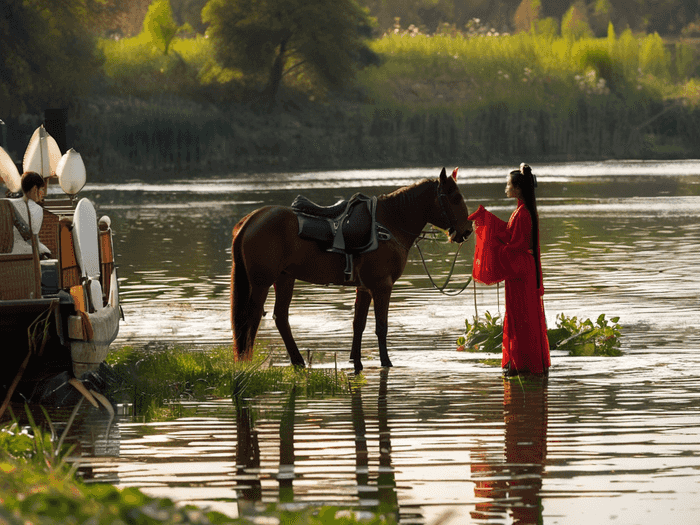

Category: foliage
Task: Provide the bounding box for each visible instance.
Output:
[103,345,350,421]
[202,0,376,105]
[0,0,104,117]
[513,0,541,34]
[561,1,593,40]
[548,313,622,356]
[457,311,622,357]
[358,22,696,112]
[143,0,193,55]
[456,311,503,353]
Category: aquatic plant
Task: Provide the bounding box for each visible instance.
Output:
[456,311,504,354]
[457,311,622,357]
[548,312,622,356]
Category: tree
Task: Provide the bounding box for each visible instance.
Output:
[513,0,541,33]
[0,0,103,118]
[561,1,593,39]
[202,0,376,107]
[144,0,192,55]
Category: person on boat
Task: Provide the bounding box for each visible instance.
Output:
[468,163,550,377]
[10,171,51,257]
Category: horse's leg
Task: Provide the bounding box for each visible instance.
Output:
[273,273,306,368]
[371,284,394,368]
[350,288,372,374]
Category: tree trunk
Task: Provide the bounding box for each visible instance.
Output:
[264,38,287,111]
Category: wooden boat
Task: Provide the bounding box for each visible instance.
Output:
[0,120,120,410]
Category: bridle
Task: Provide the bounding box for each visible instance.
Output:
[437,181,470,243]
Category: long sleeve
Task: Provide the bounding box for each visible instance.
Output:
[469,203,534,284]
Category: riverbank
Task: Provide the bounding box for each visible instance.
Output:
[5,92,696,182]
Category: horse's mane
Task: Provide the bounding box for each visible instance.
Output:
[378,178,436,213]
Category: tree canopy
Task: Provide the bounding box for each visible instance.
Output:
[202,0,376,106]
[0,0,104,118]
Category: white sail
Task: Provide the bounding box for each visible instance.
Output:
[0,146,21,193]
[24,125,60,177]
[56,148,86,195]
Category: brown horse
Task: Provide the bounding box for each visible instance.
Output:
[231,167,472,373]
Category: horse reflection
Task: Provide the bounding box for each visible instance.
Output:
[352,369,398,518]
[234,401,262,514]
[471,378,548,524]
[278,387,296,503]
[233,372,400,519]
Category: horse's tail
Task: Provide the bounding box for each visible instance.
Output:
[231,213,254,360]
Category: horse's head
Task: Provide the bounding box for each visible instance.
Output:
[437,167,473,243]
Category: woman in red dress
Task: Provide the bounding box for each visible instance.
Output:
[468,164,550,377]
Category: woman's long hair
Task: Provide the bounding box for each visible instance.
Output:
[510,164,541,288]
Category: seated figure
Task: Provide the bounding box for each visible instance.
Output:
[10,171,51,257]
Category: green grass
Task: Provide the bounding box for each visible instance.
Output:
[103,344,350,421]
[358,27,698,111]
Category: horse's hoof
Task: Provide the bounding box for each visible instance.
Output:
[293,361,306,369]
[381,360,393,368]
[353,360,363,374]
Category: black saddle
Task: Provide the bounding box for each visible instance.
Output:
[291,193,391,281]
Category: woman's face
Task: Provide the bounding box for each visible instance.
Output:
[505,175,520,199]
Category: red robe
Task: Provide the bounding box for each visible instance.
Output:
[469,203,551,374]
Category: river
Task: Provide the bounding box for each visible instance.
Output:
[70,161,700,524]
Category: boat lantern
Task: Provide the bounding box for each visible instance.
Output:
[23,125,61,179]
[56,148,87,196]
[0,146,21,193]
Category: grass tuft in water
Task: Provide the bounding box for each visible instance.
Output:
[103,344,350,421]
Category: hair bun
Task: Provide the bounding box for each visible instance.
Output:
[520,163,531,175]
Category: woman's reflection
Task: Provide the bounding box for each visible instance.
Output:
[471,378,548,524]
[352,369,399,519]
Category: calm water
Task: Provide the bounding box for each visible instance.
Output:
[68,161,700,524]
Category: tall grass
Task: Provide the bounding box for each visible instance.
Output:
[360,27,695,108]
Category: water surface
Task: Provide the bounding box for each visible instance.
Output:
[70,161,700,524]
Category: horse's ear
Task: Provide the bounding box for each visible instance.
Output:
[439,167,447,184]
[452,167,459,181]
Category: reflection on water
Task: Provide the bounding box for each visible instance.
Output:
[68,161,700,523]
[471,379,547,524]
[77,360,700,524]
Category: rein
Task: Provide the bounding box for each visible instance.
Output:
[414,229,472,296]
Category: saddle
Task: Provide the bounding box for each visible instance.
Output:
[291,193,391,281]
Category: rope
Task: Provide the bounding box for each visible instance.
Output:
[414,229,472,296]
